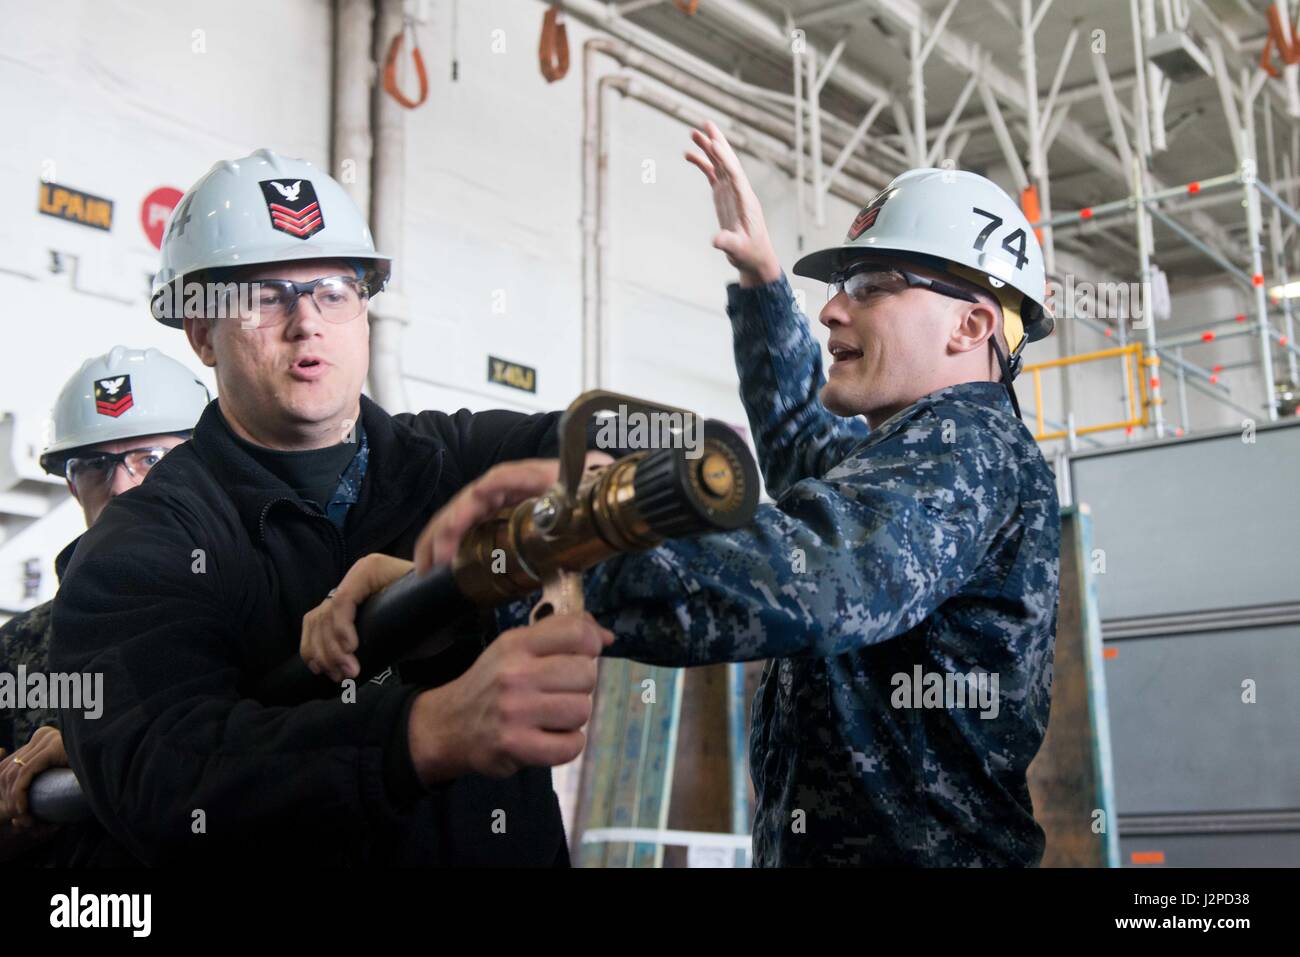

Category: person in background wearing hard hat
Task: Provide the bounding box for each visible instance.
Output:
[51,150,610,866]
[0,347,208,863]
[330,122,1063,866]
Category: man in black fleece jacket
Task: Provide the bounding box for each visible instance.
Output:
[50,149,607,865]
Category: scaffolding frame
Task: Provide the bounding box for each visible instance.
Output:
[562,0,1300,445]
[771,0,1300,445]
[1033,163,1300,438]
[1030,0,1300,443]
[1024,343,1151,442]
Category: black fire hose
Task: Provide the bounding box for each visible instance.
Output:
[25,767,93,824]
[252,564,473,705]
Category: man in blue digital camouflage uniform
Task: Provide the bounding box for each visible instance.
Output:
[315,123,1061,867]
[577,124,1061,866]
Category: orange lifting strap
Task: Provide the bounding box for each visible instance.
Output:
[1261,3,1300,78]
[384,18,429,109]
[674,0,701,12]
[1021,184,1042,244]
[539,5,570,83]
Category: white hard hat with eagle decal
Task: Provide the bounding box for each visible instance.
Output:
[793,167,1054,357]
[151,148,391,327]
[39,346,211,474]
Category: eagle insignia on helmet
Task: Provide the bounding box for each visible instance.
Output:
[94,375,134,418]
[259,179,324,239]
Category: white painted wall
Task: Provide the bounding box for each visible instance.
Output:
[0,0,332,610]
[394,0,855,425]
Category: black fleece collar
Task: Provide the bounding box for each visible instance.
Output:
[189,395,445,555]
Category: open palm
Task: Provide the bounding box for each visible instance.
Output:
[685,121,781,287]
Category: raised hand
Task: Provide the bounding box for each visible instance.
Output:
[685,120,782,288]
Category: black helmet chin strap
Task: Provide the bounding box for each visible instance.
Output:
[989,336,1024,419]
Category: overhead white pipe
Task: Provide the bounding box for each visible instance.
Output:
[333,0,374,212]
[593,71,873,345]
[793,24,805,251]
[808,49,823,224]
[332,0,410,412]
[583,38,891,189]
[1264,100,1300,384]
[580,32,892,389]
[604,80,873,206]
[583,65,879,386]
[367,0,411,413]
[581,42,601,390]
[558,0,899,179]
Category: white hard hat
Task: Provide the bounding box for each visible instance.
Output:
[151,148,391,327]
[793,168,1054,353]
[40,346,211,474]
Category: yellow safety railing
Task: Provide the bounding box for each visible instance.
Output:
[1021,343,1150,441]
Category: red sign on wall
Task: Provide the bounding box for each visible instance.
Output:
[140,187,183,249]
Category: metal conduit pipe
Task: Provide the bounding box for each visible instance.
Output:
[585,71,875,388]
[333,0,374,215]
[334,0,408,412]
[585,37,893,189]
[609,75,875,209]
[367,0,412,412]
[559,0,902,183]
[579,25,898,389]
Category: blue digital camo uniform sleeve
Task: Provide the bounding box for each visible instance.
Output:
[0,601,59,755]
[727,274,870,495]
[585,277,1061,867]
[327,422,368,528]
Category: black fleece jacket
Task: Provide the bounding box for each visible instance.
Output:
[51,395,571,866]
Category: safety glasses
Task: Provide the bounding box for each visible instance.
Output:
[64,447,172,496]
[828,261,981,307]
[234,275,371,328]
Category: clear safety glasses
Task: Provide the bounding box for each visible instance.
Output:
[827,262,981,308]
[64,447,172,497]
[236,275,371,328]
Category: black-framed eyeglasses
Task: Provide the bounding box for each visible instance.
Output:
[64,447,172,495]
[827,260,981,307]
[237,275,371,328]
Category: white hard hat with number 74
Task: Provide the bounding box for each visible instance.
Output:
[151,148,391,327]
[793,167,1054,356]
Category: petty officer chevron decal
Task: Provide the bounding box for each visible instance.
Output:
[94,375,133,417]
[259,179,325,239]
[846,186,898,241]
